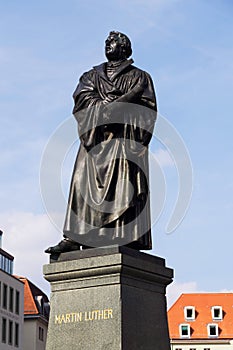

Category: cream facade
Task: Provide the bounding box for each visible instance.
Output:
[23,317,48,350]
[0,260,24,349]
[171,339,233,350]
[0,231,49,350]
[17,276,50,350]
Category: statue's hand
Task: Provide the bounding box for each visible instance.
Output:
[103,92,120,104]
[116,84,144,103]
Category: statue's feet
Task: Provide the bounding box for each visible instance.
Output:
[45,238,80,254]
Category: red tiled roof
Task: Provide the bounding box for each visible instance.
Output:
[15,276,49,315]
[168,293,233,339]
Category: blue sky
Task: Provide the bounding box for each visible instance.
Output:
[0,0,233,305]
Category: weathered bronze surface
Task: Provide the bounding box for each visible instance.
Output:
[45,31,157,254]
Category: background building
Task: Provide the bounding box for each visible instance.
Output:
[0,230,50,350]
[0,230,24,349]
[168,293,233,350]
[16,276,50,350]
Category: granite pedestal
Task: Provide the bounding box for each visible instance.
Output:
[43,246,173,350]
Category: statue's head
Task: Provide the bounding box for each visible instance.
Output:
[105,31,132,61]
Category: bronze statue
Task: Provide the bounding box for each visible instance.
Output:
[45,31,157,254]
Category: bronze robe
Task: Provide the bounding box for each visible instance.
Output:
[63,59,157,249]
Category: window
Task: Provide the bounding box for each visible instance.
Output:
[179,324,191,338]
[2,317,7,343]
[15,290,20,314]
[207,323,218,337]
[9,259,13,274]
[184,306,195,320]
[8,320,13,345]
[9,287,14,312]
[39,326,44,341]
[3,256,6,271]
[15,322,19,347]
[204,348,210,350]
[36,295,45,314]
[211,306,222,320]
[3,284,7,309]
[0,254,13,274]
[175,348,182,350]
[189,348,196,350]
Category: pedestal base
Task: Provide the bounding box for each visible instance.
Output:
[43,246,173,350]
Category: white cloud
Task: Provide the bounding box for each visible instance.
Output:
[1,210,232,303]
[166,280,199,308]
[0,211,63,296]
[218,288,233,293]
[166,282,233,309]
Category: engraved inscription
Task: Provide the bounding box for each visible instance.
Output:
[55,308,113,324]
[84,308,113,321]
[55,312,82,324]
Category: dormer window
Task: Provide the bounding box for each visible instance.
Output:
[179,324,191,338]
[184,306,195,320]
[211,306,223,320]
[35,295,45,314]
[207,323,218,337]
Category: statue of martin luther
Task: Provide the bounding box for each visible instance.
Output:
[45,31,157,254]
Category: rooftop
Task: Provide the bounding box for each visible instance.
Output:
[15,276,50,319]
[168,293,233,340]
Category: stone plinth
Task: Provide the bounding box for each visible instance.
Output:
[43,246,173,350]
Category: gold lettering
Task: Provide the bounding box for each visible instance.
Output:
[55,315,61,324]
[55,309,113,324]
[77,312,82,322]
[85,311,94,321]
[70,313,75,322]
[104,309,109,319]
[98,309,104,320]
[92,310,98,320]
[108,308,113,319]
[61,314,66,323]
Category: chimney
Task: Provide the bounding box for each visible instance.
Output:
[0,230,3,249]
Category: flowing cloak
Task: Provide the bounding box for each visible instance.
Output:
[63,59,157,249]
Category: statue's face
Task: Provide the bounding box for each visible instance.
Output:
[105,33,124,61]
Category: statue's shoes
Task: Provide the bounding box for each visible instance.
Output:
[45,238,80,254]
